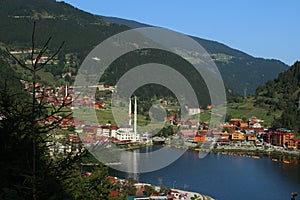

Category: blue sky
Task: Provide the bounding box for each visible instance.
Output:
[61,0,299,65]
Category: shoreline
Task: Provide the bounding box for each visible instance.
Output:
[211,146,300,158]
[121,142,300,159]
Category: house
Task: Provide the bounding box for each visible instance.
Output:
[217,138,231,145]
[212,131,223,138]
[68,133,80,152]
[271,131,295,147]
[249,122,262,128]
[239,122,248,128]
[229,118,242,126]
[220,132,231,139]
[271,130,294,147]
[73,119,85,128]
[207,104,212,109]
[248,116,264,128]
[83,125,98,134]
[231,132,245,141]
[180,130,197,141]
[194,132,206,142]
[288,138,300,149]
[188,107,201,115]
[140,132,153,143]
[100,125,111,137]
[222,123,236,132]
[246,134,257,142]
[189,120,199,128]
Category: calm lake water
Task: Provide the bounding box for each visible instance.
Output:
[109,146,300,200]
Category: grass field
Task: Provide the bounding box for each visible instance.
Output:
[72,97,281,128]
[198,97,283,126]
[73,108,151,127]
[225,97,282,126]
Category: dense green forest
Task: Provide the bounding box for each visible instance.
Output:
[255,61,300,133]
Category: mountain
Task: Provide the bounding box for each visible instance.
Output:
[254,61,300,133]
[0,0,288,96]
[103,16,289,94]
[0,0,128,53]
[103,16,152,29]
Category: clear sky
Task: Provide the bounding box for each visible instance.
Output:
[61,0,299,65]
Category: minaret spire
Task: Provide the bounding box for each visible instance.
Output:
[134,96,137,134]
[65,85,68,98]
[129,98,132,126]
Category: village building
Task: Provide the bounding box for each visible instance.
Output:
[231,132,245,141]
[270,130,294,147]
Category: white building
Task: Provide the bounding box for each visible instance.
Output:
[115,97,140,142]
[116,125,140,142]
[188,107,201,115]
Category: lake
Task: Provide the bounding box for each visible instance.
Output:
[109,146,300,200]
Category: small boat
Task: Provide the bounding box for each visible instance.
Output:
[252,155,261,159]
[272,158,278,162]
[194,148,200,151]
[283,160,290,164]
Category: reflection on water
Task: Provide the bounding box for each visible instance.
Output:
[109,146,300,200]
[111,145,185,173]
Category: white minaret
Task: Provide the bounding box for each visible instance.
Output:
[129,98,132,126]
[134,96,137,134]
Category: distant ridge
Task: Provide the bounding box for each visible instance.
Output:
[102,16,152,29]
[0,0,289,95]
[102,16,289,94]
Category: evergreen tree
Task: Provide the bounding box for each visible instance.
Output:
[1,22,114,200]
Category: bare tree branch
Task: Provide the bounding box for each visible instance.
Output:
[5,48,33,71]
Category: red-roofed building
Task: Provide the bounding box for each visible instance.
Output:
[222,124,236,132]
[271,131,294,147]
[194,130,207,142]
[180,130,197,139]
[73,119,85,128]
[246,134,257,142]
[229,118,242,126]
[83,125,99,134]
[288,138,300,149]
[217,138,231,145]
